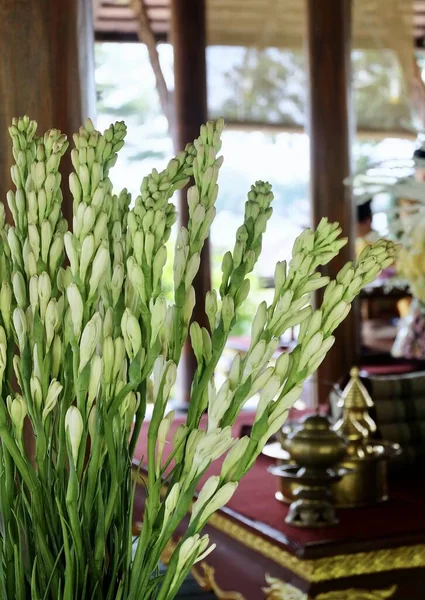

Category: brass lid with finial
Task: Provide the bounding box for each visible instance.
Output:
[335,366,377,438]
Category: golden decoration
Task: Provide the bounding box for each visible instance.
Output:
[315,585,397,599]
[262,576,396,600]
[263,574,308,599]
[207,512,425,582]
[192,563,246,600]
[160,538,246,600]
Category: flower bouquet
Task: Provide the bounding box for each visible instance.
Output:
[0,116,397,599]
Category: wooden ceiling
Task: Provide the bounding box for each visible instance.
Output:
[93,0,425,48]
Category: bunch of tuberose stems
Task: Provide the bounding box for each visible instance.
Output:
[0,116,398,600]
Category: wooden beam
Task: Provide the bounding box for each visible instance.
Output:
[171,0,210,406]
[0,0,96,226]
[306,0,359,405]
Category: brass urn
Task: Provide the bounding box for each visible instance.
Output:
[282,414,347,472]
[269,414,349,528]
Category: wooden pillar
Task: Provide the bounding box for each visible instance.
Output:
[171,0,210,405]
[306,0,359,404]
[0,0,96,225]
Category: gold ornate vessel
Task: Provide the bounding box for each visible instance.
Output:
[332,367,401,508]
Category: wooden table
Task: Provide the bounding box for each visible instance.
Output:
[133,417,425,600]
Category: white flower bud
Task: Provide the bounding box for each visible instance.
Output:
[274,352,290,381]
[79,313,102,373]
[299,331,323,371]
[201,482,238,523]
[185,253,200,288]
[67,284,84,339]
[228,353,241,388]
[88,243,110,299]
[79,234,95,283]
[12,271,27,309]
[45,299,59,349]
[150,295,167,346]
[13,307,27,350]
[221,436,250,481]
[152,245,167,290]
[30,375,43,412]
[251,301,267,347]
[27,224,40,263]
[183,286,196,324]
[93,212,108,247]
[65,406,83,464]
[191,476,220,523]
[189,321,203,364]
[121,309,142,360]
[64,232,79,276]
[48,235,64,278]
[42,379,63,423]
[81,205,96,237]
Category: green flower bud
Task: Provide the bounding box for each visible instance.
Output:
[51,335,62,378]
[30,375,43,412]
[103,336,114,384]
[111,263,124,307]
[205,290,218,331]
[0,283,12,334]
[65,405,83,464]
[113,337,125,381]
[87,354,102,412]
[234,278,250,307]
[10,396,27,438]
[88,406,97,440]
[41,219,53,263]
[221,296,234,332]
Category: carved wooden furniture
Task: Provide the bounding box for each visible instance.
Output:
[133,416,425,600]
